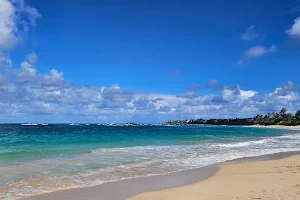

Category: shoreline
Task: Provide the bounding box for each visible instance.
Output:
[130,152,300,200]
[250,124,300,130]
[22,151,300,200]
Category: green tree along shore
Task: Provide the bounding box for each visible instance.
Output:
[165,108,300,126]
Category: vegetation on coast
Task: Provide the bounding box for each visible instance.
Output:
[165,108,300,126]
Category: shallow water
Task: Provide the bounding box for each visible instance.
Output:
[1,124,300,199]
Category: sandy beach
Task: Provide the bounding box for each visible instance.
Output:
[129,154,300,200]
[251,125,300,130]
[21,152,300,200]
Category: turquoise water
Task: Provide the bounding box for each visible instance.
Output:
[1,124,300,199]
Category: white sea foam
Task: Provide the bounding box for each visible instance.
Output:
[214,138,275,148]
[276,133,300,140]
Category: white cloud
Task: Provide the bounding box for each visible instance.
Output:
[240,90,257,100]
[286,17,300,40]
[12,0,41,26]
[206,79,223,90]
[1,62,300,123]
[25,51,38,64]
[237,44,277,65]
[245,45,277,57]
[16,61,36,82]
[0,0,40,51]
[0,52,12,67]
[0,0,18,51]
[132,96,156,111]
[222,86,258,102]
[241,25,261,41]
[43,69,64,84]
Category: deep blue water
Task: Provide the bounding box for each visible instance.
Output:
[1,124,300,199]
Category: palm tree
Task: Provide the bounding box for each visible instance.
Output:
[295,110,300,124]
[254,114,263,124]
[279,108,287,120]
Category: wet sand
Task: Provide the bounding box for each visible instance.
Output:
[22,151,300,200]
[22,166,217,200]
[130,153,300,200]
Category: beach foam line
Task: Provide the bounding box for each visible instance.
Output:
[276,133,300,140]
[213,138,275,148]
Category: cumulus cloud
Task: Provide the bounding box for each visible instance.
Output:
[12,0,41,26]
[131,96,156,111]
[178,92,200,99]
[286,17,300,37]
[261,86,300,112]
[286,17,300,46]
[25,51,38,64]
[206,79,223,90]
[0,52,12,67]
[0,0,18,51]
[1,63,300,123]
[281,81,300,91]
[241,25,261,41]
[16,61,36,82]
[237,44,277,65]
[0,0,40,51]
[222,85,258,102]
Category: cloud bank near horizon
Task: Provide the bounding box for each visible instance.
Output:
[1,59,300,123]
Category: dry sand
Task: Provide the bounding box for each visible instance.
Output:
[251,125,300,130]
[22,152,300,200]
[129,155,300,200]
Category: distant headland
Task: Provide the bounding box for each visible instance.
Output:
[165,108,300,126]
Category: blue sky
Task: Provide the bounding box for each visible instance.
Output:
[0,0,300,123]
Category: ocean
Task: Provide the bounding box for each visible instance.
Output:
[1,124,300,199]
